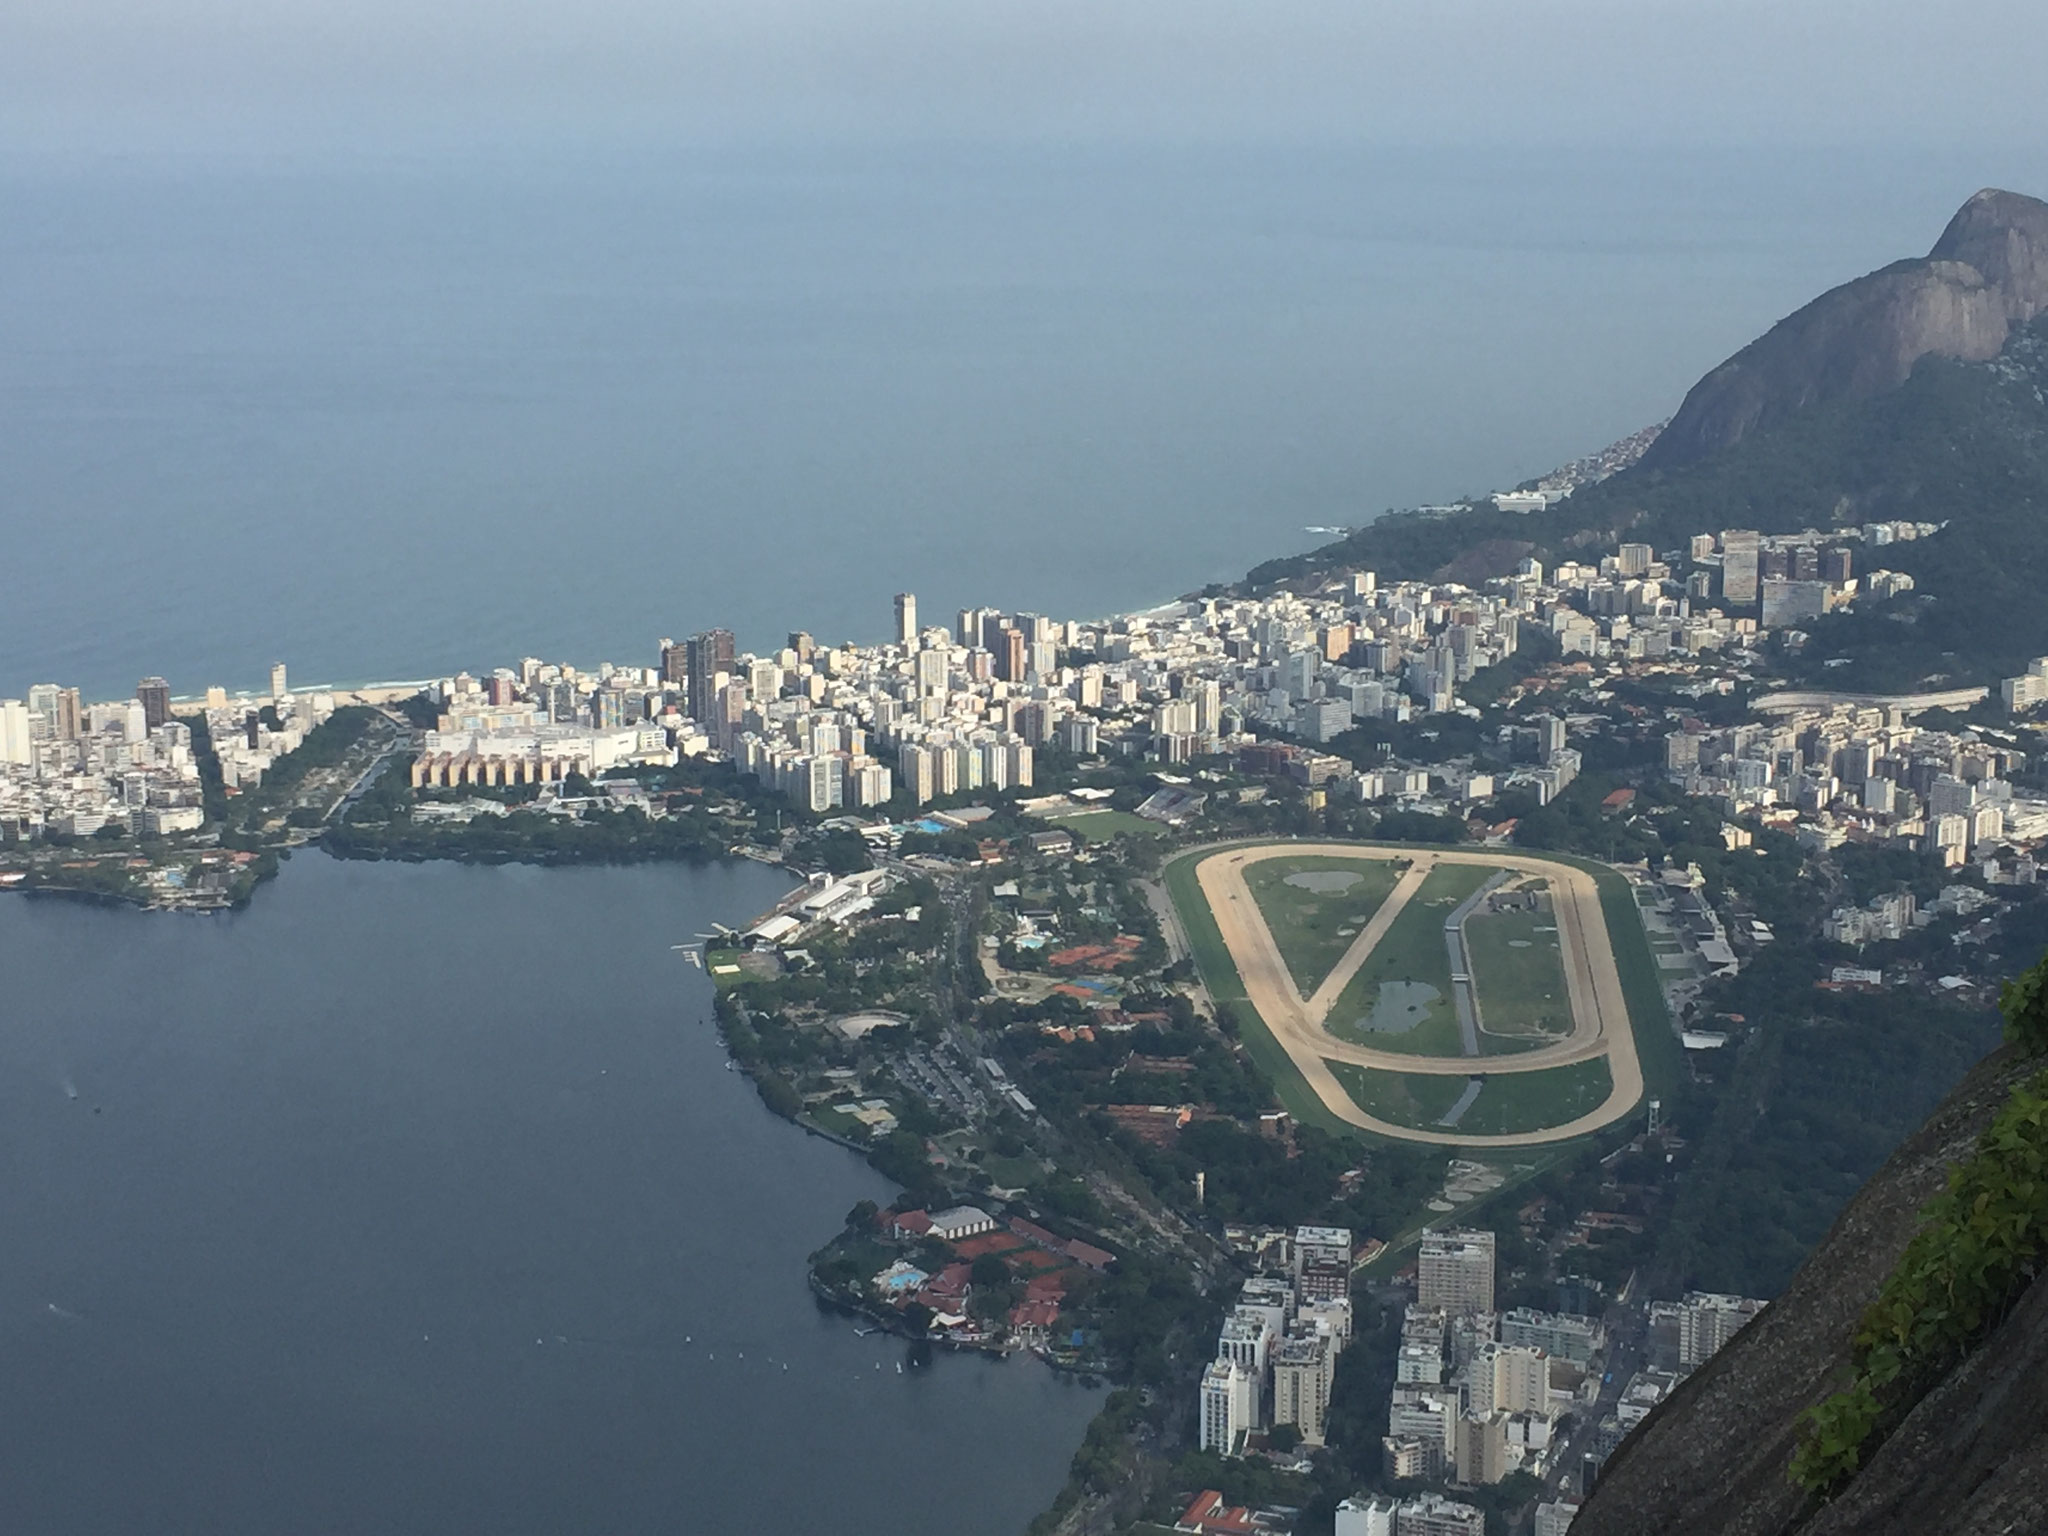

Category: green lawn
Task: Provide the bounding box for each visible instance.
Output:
[1464,903,1575,1041]
[1322,862,1496,1057]
[1329,1057,1613,1136]
[705,948,748,990]
[1459,1058,1613,1136]
[1327,1062,1472,1127]
[980,1153,1045,1190]
[811,1104,870,1139]
[1044,808,1164,842]
[1241,854,1406,998]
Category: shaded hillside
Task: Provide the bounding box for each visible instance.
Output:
[1575,1033,2048,1536]
[1244,314,2048,690]
[1643,188,2048,467]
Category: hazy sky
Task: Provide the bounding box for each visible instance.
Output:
[6,0,2047,156]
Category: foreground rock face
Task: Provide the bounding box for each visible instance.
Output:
[1575,1044,2047,1536]
[1642,188,2048,469]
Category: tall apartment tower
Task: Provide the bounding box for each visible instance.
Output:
[1272,1335,1334,1445]
[1677,1292,1766,1370]
[894,592,918,648]
[1720,530,1761,606]
[0,700,31,766]
[1198,1358,1255,1455]
[270,662,289,703]
[55,687,82,741]
[685,629,736,723]
[136,677,172,731]
[658,638,689,686]
[1417,1230,1496,1317]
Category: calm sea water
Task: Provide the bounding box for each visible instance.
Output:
[4,142,2042,700]
[0,856,1103,1536]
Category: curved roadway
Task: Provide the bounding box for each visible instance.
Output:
[1192,843,1645,1147]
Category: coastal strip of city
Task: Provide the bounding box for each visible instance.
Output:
[7,434,2046,1536]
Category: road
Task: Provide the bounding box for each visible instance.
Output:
[1190,843,1645,1148]
[1547,1297,1649,1498]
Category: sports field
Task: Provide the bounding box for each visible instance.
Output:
[1167,840,1653,1147]
[1043,808,1165,843]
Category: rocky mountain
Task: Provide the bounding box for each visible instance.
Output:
[1574,1037,2048,1536]
[1245,304,2048,691]
[1641,188,2048,469]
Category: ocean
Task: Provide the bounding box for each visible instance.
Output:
[0,855,1105,1535]
[4,141,2039,701]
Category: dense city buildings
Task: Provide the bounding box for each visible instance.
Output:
[1201,1226,1353,1455]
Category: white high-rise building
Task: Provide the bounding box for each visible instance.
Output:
[26,684,59,733]
[1199,1358,1255,1455]
[1395,1493,1487,1536]
[1217,1313,1274,1425]
[270,662,288,703]
[898,744,934,805]
[895,592,917,647]
[1336,1496,1399,1536]
[0,699,31,765]
[1534,1499,1581,1536]
[1677,1292,1767,1370]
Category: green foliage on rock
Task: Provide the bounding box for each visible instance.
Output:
[2003,954,2048,1052]
[1791,950,2048,1494]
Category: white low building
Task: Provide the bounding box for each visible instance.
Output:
[925,1206,997,1242]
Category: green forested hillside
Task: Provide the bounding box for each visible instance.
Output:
[1247,316,2048,689]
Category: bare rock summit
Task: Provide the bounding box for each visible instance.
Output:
[1642,188,2048,469]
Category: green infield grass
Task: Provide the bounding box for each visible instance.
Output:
[1240,853,1407,998]
[1322,861,1496,1056]
[1329,1056,1613,1136]
[1464,902,1575,1041]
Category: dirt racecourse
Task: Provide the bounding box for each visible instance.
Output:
[1191,843,1645,1147]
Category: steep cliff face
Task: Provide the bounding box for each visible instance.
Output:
[1574,1044,2048,1536]
[1642,188,2048,469]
